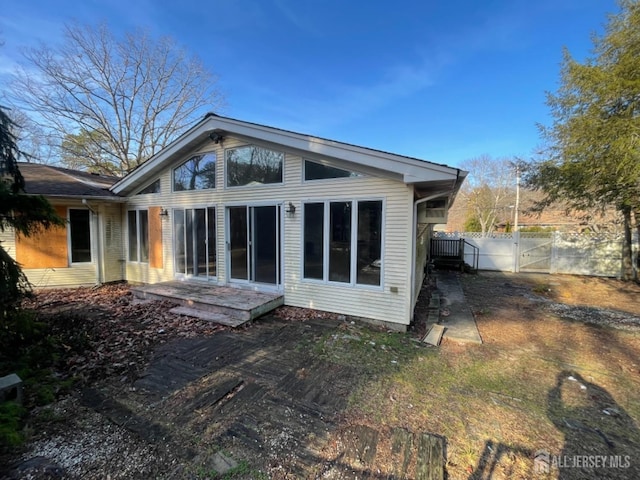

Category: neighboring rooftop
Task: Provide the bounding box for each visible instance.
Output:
[17,163,120,198]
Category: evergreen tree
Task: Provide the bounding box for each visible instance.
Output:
[528,0,640,280]
[0,107,64,316]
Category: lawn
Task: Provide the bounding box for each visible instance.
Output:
[2,273,639,479]
[316,272,640,479]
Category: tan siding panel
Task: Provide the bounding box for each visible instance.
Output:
[148,206,163,269]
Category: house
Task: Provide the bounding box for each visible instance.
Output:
[2,163,124,288]
[2,115,466,330]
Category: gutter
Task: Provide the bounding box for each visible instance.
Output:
[41,194,126,202]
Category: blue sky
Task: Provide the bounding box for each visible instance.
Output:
[0,0,619,168]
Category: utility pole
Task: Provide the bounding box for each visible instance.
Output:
[514,164,520,232]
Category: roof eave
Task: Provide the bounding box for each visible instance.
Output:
[112,115,464,196]
[28,193,126,202]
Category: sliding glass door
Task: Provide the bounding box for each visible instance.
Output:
[174,207,216,278]
[227,205,281,286]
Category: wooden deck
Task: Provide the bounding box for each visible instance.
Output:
[131,281,284,327]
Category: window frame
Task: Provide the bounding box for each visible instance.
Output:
[68,208,93,264]
[224,144,284,189]
[127,209,149,263]
[172,151,217,192]
[301,198,384,289]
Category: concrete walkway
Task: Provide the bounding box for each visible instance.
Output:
[435,271,483,344]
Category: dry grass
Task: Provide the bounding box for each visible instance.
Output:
[318,272,640,479]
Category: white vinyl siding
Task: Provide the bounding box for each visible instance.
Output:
[122,136,415,326]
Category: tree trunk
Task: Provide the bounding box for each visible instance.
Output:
[621,206,634,281]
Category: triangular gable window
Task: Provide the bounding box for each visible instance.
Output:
[137,179,160,195]
[304,160,363,181]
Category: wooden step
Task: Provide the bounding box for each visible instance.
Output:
[131,282,284,322]
[169,306,249,328]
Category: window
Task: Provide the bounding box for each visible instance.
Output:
[69,209,91,263]
[173,153,216,191]
[329,202,351,282]
[137,179,160,195]
[303,203,324,280]
[304,160,363,181]
[226,145,283,187]
[128,210,149,262]
[356,201,382,285]
[302,199,383,287]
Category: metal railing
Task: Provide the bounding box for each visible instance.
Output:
[463,239,479,273]
[430,238,479,273]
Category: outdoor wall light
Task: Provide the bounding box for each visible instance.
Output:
[159,208,169,217]
[209,132,225,144]
[286,202,296,215]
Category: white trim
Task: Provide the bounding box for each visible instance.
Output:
[67,208,94,265]
[111,115,465,196]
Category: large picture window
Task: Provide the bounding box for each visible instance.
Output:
[173,153,216,191]
[302,199,383,287]
[69,209,91,263]
[128,210,149,262]
[226,145,283,187]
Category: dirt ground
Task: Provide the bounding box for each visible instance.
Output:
[2,273,640,479]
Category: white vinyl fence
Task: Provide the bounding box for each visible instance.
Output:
[433,231,638,277]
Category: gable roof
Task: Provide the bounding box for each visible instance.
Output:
[17,163,121,199]
[111,114,467,200]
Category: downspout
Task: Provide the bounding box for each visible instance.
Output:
[409,191,454,317]
[82,199,103,285]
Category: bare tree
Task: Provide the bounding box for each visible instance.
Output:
[454,155,516,235]
[10,22,224,175]
[8,109,57,164]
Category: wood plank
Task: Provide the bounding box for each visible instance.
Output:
[415,433,445,480]
[390,427,414,478]
[169,306,248,327]
[422,324,445,346]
